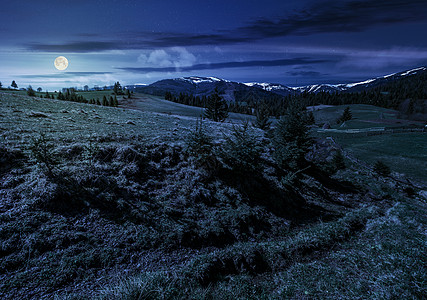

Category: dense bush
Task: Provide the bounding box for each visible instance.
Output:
[374,160,391,176]
[219,123,263,175]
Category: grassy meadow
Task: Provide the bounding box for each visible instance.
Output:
[0,91,426,299]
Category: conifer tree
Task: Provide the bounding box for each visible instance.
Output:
[114,95,118,107]
[113,82,123,95]
[204,89,228,122]
[27,86,36,96]
[102,95,108,106]
[337,106,352,124]
[11,80,18,88]
[272,101,312,170]
[254,105,271,130]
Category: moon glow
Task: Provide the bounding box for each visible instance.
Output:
[54,56,69,70]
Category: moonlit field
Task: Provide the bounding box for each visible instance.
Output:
[0,1,426,299]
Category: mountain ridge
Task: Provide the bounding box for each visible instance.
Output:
[129,67,427,101]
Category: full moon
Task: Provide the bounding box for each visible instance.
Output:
[54,56,69,71]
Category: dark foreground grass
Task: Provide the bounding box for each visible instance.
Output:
[101,199,426,299]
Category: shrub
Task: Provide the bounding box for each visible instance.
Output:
[219,123,263,175]
[373,160,391,176]
[29,134,58,177]
[186,119,213,158]
[27,86,36,97]
[331,150,346,171]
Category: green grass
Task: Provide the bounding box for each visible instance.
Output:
[313,104,421,130]
[326,133,427,182]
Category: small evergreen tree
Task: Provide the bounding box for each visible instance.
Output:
[37,87,42,92]
[11,80,18,89]
[374,160,391,176]
[114,95,118,107]
[272,101,312,171]
[219,122,263,175]
[0,81,2,89]
[27,86,36,96]
[337,106,352,124]
[102,95,108,106]
[113,82,123,95]
[254,105,271,130]
[306,110,315,125]
[109,96,114,106]
[96,98,101,105]
[331,150,346,171]
[126,89,131,99]
[204,89,228,122]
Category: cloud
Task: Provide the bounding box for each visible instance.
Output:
[26,41,118,52]
[239,0,427,38]
[137,47,197,69]
[286,70,325,77]
[18,72,112,78]
[118,57,331,73]
[23,0,427,52]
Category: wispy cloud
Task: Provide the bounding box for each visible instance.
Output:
[286,70,326,77]
[18,71,112,78]
[239,0,427,38]
[24,0,427,52]
[118,58,331,73]
[26,41,118,53]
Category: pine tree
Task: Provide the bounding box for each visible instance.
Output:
[102,95,108,106]
[113,82,122,95]
[272,101,312,171]
[306,111,315,125]
[96,98,101,105]
[204,89,228,122]
[0,81,2,89]
[331,150,346,171]
[11,80,18,89]
[126,89,131,99]
[337,106,352,124]
[254,105,271,130]
[114,95,118,107]
[109,96,114,106]
[27,85,36,96]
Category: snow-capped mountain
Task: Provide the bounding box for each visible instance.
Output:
[133,76,275,102]
[292,67,427,93]
[244,82,294,96]
[134,67,427,101]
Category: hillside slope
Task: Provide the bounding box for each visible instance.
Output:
[0,92,425,299]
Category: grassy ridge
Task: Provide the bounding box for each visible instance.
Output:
[0,92,426,299]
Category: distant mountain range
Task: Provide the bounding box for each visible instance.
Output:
[129,67,427,101]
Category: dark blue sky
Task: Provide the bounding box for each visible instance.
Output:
[1,0,427,90]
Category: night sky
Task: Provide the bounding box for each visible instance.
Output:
[1,0,427,91]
